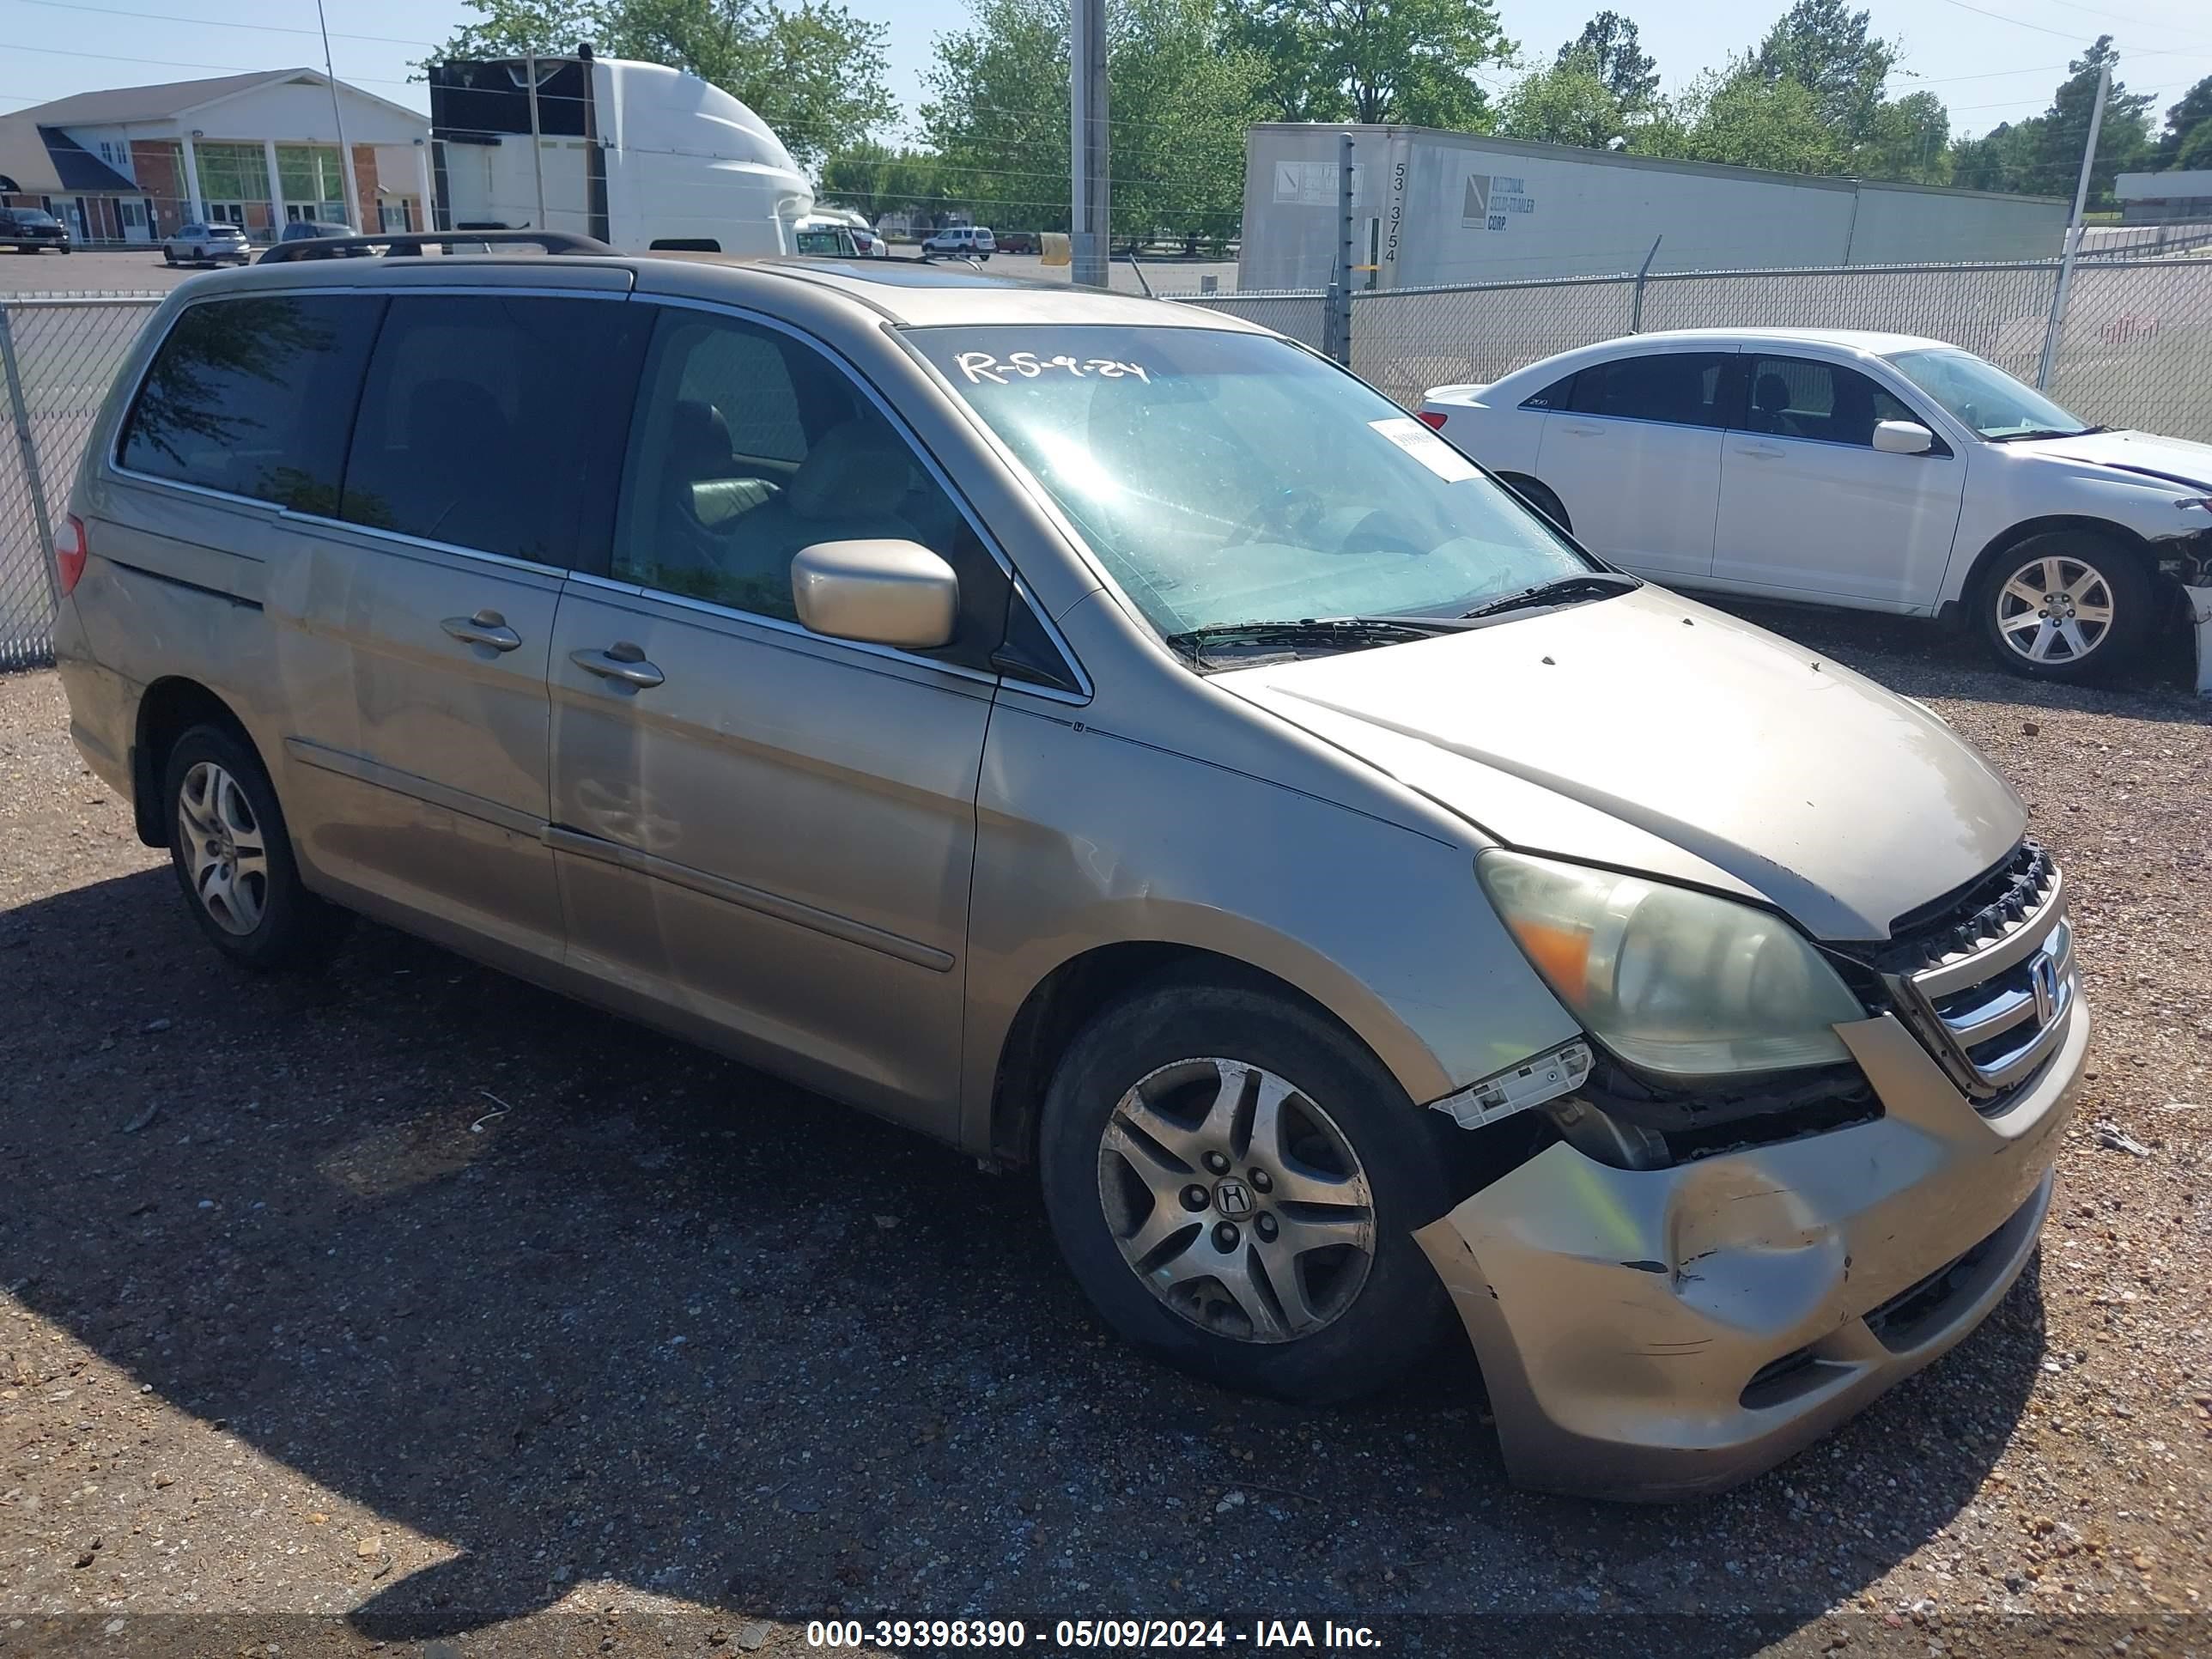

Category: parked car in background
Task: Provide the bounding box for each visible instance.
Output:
[994,230,1041,255]
[0,206,71,253]
[810,206,888,257]
[53,256,2084,1500]
[921,224,994,260]
[162,222,252,266]
[1420,329,2212,681]
[792,219,862,258]
[279,220,362,242]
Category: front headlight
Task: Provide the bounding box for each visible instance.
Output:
[1476,849,1865,1079]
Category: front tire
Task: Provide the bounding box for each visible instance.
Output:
[1975,530,2154,682]
[1501,475,1571,534]
[1038,974,1454,1405]
[162,724,345,971]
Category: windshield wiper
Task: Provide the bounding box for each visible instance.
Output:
[1459,571,1639,621]
[1989,424,2106,442]
[1161,615,1465,664]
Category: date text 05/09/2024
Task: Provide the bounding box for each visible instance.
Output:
[805,1619,1382,1651]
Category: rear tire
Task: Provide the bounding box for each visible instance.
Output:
[1038,973,1455,1405]
[161,724,347,971]
[1973,530,2155,682]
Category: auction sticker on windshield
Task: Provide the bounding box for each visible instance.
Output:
[1370,416,1480,482]
[953,350,1151,384]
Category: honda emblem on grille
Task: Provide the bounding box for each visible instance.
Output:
[2030,951,2060,1025]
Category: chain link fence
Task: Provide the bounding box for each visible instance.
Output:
[0,295,161,671]
[1164,288,1332,351]
[1344,257,2212,447]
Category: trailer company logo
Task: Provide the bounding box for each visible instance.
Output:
[1462,173,1536,231]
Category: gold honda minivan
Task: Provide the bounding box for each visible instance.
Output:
[52,241,2086,1499]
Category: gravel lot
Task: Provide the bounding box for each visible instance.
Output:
[2,605,2209,1658]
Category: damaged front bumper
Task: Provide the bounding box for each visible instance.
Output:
[1415,996,2086,1501]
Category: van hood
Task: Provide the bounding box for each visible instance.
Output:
[2013,427,2212,489]
[1220,587,2026,941]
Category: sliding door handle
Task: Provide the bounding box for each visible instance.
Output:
[570,643,665,689]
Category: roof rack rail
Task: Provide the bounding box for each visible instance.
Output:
[256,229,617,264]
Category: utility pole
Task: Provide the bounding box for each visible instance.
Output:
[1070,0,1109,288]
[313,0,359,229]
[2038,60,2109,391]
[525,50,549,232]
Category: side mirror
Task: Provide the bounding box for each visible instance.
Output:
[791,539,959,650]
[1873,420,1936,455]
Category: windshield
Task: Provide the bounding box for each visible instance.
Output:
[911,325,1593,639]
[1886,347,2091,441]
[16,211,58,227]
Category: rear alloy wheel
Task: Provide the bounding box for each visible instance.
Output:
[1039,976,1454,1404]
[163,724,346,970]
[1978,531,2153,682]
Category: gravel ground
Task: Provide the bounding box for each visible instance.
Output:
[1,605,2209,1659]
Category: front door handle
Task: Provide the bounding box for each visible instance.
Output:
[570,642,665,689]
[1735,442,1785,459]
[442,609,522,651]
[1559,422,1601,436]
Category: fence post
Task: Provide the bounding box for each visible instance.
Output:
[1628,236,1663,333]
[0,305,60,618]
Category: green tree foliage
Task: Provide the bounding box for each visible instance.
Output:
[1231,0,1514,129]
[921,0,1264,247]
[2152,73,2211,168]
[1948,39,2154,204]
[428,0,890,168]
[1638,63,1844,174]
[1864,89,1952,185]
[1497,58,1626,150]
[1555,11,1657,111]
[1751,0,1893,148]
[817,143,952,224]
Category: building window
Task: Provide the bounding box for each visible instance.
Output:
[193,142,268,204]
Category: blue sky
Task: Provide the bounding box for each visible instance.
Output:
[5,0,2211,145]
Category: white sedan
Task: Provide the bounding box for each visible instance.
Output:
[1420,328,2212,681]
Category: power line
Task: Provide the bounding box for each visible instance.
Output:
[1,0,441,49]
[3,40,421,89]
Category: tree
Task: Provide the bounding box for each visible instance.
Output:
[1232,0,1514,130]
[428,0,890,168]
[817,143,953,224]
[2024,37,2154,206]
[1751,0,1893,149]
[1637,62,1845,175]
[1555,11,1656,112]
[1498,59,1626,150]
[921,0,1264,248]
[1863,88,1952,185]
[2153,74,2212,168]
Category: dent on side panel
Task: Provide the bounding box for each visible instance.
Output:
[959,693,1583,1150]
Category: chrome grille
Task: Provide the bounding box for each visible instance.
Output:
[1880,843,2076,1110]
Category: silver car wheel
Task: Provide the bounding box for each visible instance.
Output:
[1096,1056,1375,1344]
[176,761,269,935]
[1994,553,2116,665]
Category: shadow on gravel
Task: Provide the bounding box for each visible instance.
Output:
[0,866,2045,1645]
[1711,599,2211,726]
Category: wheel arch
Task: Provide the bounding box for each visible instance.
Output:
[1957,514,2156,606]
[130,677,253,847]
[1492,471,1570,532]
[982,939,1428,1173]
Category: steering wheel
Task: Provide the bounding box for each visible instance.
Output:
[1227,486,1327,548]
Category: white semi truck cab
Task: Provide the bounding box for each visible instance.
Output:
[428,52,813,257]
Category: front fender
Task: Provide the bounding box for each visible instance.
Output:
[960,697,1583,1152]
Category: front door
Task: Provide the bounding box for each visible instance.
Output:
[1534,348,1733,582]
[1711,353,1967,607]
[548,304,1007,1127]
[275,288,646,964]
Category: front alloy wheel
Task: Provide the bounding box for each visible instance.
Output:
[1039,975,1453,1404]
[1977,530,2153,683]
[1098,1057,1375,1343]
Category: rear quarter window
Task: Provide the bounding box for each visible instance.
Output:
[116,295,380,511]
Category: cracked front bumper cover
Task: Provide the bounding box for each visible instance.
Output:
[1415,1000,2085,1501]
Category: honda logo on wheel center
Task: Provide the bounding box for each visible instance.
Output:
[1213,1179,1255,1220]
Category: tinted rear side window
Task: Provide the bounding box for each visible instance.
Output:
[118,295,380,511]
[1571,352,1732,428]
[340,294,647,567]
